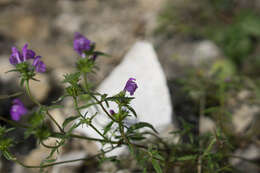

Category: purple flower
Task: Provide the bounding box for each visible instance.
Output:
[10,99,27,121]
[9,44,35,65]
[33,56,46,73]
[109,109,115,115]
[22,44,36,60]
[73,32,91,57]
[124,78,138,95]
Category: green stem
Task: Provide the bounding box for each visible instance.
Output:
[91,94,117,122]
[0,92,23,100]
[0,116,29,128]
[118,116,134,152]
[25,80,40,106]
[14,148,113,169]
[46,110,64,133]
[69,133,117,144]
[83,72,88,91]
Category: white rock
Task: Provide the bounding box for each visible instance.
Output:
[192,40,221,66]
[76,41,172,156]
[230,144,260,173]
[199,115,216,134]
[52,151,87,173]
[233,105,259,134]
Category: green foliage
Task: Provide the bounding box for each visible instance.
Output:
[0,126,15,161]
[158,0,260,69]
[2,25,259,173]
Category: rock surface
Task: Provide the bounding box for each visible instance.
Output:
[230,144,260,173]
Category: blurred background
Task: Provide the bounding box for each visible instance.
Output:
[0,0,260,172]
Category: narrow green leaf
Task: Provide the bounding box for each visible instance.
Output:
[5,69,18,73]
[2,150,15,161]
[93,51,110,57]
[177,155,197,161]
[153,152,165,161]
[128,135,146,141]
[62,116,80,128]
[103,121,113,135]
[128,122,158,134]
[52,95,67,104]
[126,105,137,117]
[151,159,163,173]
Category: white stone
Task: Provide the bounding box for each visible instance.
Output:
[232,105,259,134]
[192,40,221,66]
[76,41,172,156]
[199,115,216,134]
[52,151,87,173]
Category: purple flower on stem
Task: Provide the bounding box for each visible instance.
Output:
[32,56,46,73]
[9,44,35,65]
[124,78,138,95]
[73,32,91,57]
[10,99,27,121]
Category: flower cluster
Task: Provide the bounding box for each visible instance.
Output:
[73,32,92,58]
[10,99,27,121]
[9,44,46,73]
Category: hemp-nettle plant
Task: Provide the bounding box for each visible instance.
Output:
[0,33,251,173]
[0,32,169,173]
